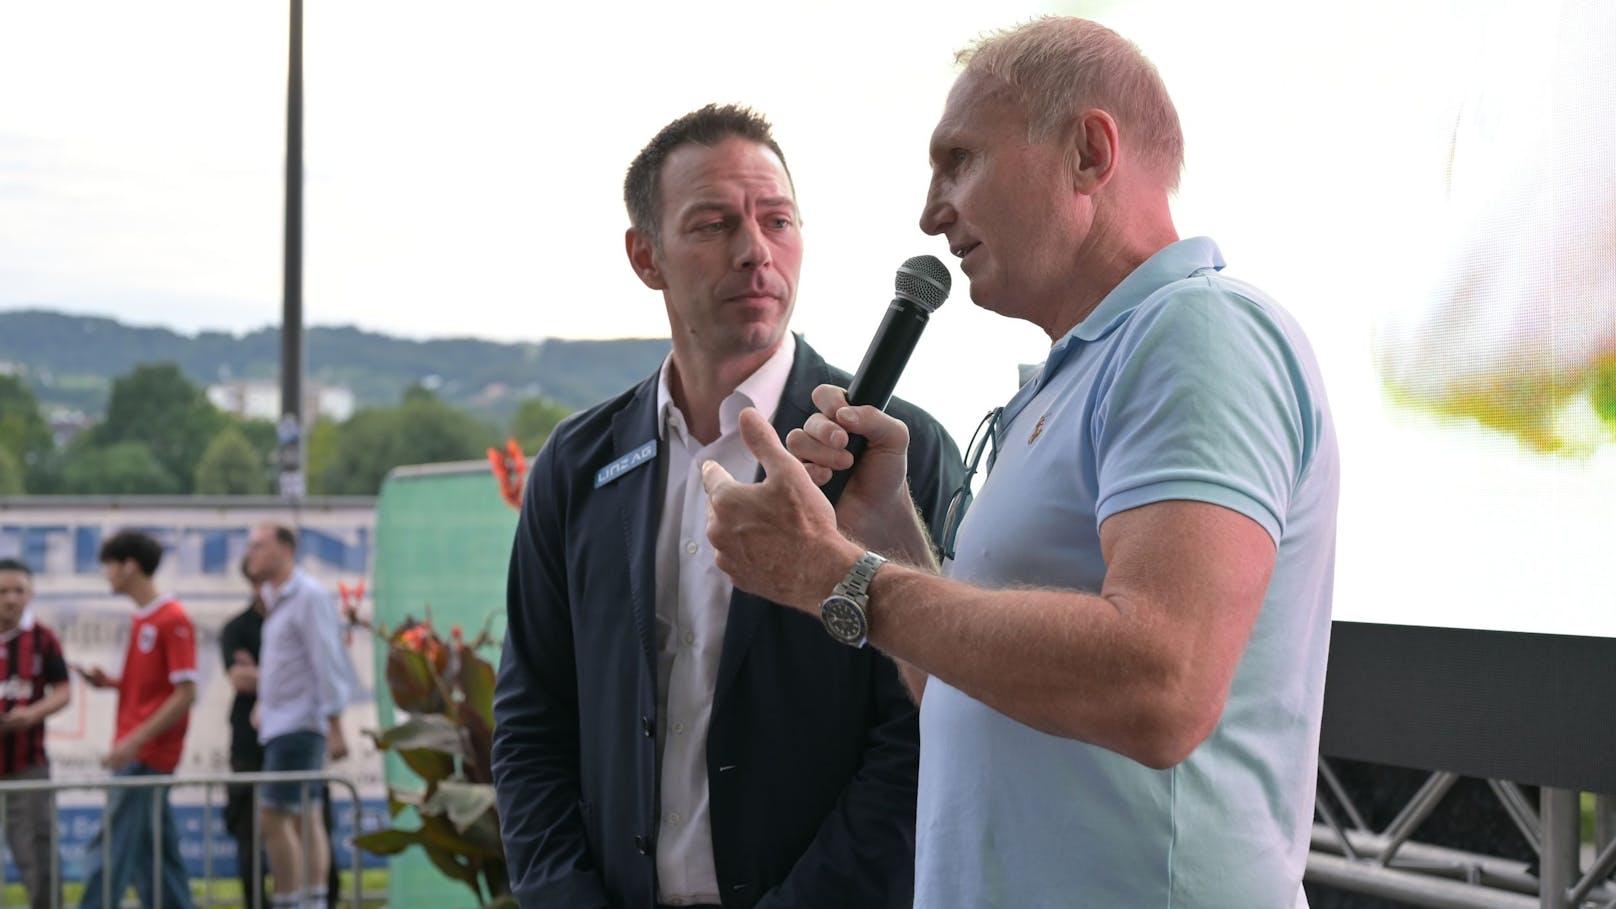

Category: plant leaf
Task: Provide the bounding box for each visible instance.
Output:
[426,781,498,833]
[375,714,464,756]
[398,747,455,785]
[457,650,497,731]
[353,828,423,856]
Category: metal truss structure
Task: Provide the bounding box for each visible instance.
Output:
[1308,760,1616,909]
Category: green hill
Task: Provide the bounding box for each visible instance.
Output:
[0,309,670,419]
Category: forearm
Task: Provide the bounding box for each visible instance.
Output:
[866,566,1192,766]
[121,684,196,748]
[14,686,71,725]
[37,685,71,719]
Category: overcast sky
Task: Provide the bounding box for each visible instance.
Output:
[3,0,1612,637]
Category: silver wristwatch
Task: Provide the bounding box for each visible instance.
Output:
[819,551,887,648]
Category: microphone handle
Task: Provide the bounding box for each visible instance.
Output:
[820,299,930,504]
[819,435,867,503]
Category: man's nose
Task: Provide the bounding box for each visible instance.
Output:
[733,219,773,270]
[919,185,953,236]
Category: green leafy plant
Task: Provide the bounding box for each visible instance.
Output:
[353,613,511,908]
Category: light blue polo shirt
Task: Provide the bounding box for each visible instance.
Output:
[916,237,1339,908]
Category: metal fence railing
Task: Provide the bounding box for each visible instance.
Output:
[0,771,369,909]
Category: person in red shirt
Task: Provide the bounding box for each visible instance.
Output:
[0,557,72,909]
[78,530,197,909]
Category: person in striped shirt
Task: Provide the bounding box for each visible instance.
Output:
[0,557,71,909]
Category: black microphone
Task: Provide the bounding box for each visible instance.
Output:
[821,255,951,503]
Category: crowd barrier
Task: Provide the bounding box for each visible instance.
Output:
[0,771,372,909]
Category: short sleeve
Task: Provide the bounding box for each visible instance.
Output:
[41,629,69,685]
[1092,280,1313,544]
[164,613,200,685]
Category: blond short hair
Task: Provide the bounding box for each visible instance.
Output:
[959,17,1184,188]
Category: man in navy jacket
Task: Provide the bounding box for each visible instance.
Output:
[491,104,962,909]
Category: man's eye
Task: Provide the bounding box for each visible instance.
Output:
[768,216,794,229]
[696,221,726,234]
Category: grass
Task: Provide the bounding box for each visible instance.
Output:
[2,869,389,908]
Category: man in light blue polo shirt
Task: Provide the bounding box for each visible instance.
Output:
[698,15,1338,908]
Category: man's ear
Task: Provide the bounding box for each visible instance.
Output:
[1070,108,1120,196]
[625,228,668,291]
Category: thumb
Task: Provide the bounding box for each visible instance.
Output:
[737,407,800,478]
[835,400,909,453]
[700,458,737,499]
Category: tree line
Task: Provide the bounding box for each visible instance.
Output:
[0,364,570,497]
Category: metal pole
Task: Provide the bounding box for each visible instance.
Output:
[279,0,306,499]
[152,786,163,909]
[301,785,312,900]
[1598,794,1614,854]
[1539,787,1580,909]
[332,778,362,909]
[1377,771,1459,866]
[202,782,214,909]
[1308,851,1539,909]
[102,789,112,909]
[49,786,59,909]
[252,784,262,909]
[1,792,9,909]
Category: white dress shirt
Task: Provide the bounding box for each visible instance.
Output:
[257,568,354,744]
[652,340,794,905]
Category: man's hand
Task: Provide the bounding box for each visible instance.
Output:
[77,665,116,690]
[328,717,349,761]
[103,737,139,771]
[0,706,37,731]
[701,408,864,612]
[227,649,258,693]
[787,385,918,548]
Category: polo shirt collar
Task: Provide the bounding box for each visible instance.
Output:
[1043,236,1226,387]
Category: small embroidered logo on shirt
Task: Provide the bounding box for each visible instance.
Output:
[1028,414,1048,445]
[137,624,158,653]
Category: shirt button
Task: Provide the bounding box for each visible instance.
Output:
[682,631,695,646]
[671,722,685,735]
[684,541,698,555]
[668,813,681,826]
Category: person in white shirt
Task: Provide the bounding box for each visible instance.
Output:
[244,523,353,909]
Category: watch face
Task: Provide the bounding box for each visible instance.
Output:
[820,595,868,645]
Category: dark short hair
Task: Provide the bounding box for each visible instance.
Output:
[623,104,795,243]
[269,523,297,552]
[0,557,30,577]
[99,530,164,577]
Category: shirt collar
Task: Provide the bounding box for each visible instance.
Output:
[0,609,35,644]
[656,336,797,442]
[260,569,306,610]
[1037,236,1226,391]
[133,595,171,620]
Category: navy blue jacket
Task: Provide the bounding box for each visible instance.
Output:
[492,336,962,908]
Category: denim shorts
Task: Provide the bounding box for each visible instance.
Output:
[260,730,325,812]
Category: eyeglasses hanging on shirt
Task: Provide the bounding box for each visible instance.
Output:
[940,406,1002,562]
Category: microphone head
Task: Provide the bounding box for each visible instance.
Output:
[894,255,951,312]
